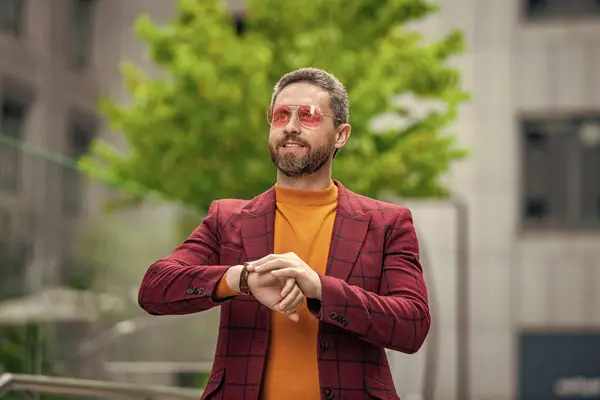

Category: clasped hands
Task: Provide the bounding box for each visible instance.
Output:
[238,252,322,322]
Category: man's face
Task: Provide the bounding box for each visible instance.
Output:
[268,83,338,177]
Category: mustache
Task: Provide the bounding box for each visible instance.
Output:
[277,134,310,148]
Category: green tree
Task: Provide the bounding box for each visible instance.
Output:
[83,0,469,213]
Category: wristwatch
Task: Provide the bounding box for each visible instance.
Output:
[238,262,251,295]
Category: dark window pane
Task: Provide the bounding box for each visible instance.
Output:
[0,98,27,191]
[67,0,96,69]
[525,197,550,220]
[525,129,549,148]
[0,0,24,35]
[581,139,600,227]
[62,120,94,216]
[69,124,94,158]
[1,99,26,138]
[0,239,29,299]
[526,0,549,16]
[522,115,600,231]
[522,120,571,227]
[525,0,600,20]
[234,15,245,36]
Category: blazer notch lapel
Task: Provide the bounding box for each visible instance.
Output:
[326,185,371,281]
[240,188,276,261]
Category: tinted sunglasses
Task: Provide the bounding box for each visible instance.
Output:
[267,104,342,129]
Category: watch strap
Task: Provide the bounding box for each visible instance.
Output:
[239,262,251,295]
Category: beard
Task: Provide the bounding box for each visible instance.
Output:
[269,135,335,177]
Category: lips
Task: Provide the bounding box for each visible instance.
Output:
[280,140,307,149]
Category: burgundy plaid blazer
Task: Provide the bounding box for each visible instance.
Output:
[138,180,430,400]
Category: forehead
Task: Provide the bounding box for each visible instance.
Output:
[275,82,331,110]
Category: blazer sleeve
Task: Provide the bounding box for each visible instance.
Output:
[308,207,430,354]
[138,200,236,315]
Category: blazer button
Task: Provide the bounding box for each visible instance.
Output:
[324,388,333,399]
[329,311,338,320]
[186,288,195,295]
[195,287,205,295]
[320,341,329,351]
[340,316,348,325]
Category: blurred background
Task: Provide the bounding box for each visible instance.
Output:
[1,0,599,399]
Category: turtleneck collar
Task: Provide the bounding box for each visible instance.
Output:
[275,181,338,206]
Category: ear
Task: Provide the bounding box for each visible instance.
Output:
[334,124,351,150]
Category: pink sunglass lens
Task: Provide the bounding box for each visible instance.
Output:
[269,105,291,126]
[297,106,322,127]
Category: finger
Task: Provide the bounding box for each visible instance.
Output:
[275,285,302,312]
[276,286,302,313]
[287,312,299,322]
[282,304,301,319]
[280,278,296,298]
[270,267,301,278]
[281,293,305,322]
[253,258,291,273]
[283,291,305,313]
[245,254,282,271]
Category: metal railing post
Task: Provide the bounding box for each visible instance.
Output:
[0,373,203,399]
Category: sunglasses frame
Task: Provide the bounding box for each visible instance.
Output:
[267,104,343,129]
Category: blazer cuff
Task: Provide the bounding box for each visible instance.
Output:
[307,274,370,336]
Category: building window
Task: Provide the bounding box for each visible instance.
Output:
[521,114,600,230]
[0,0,24,35]
[524,0,600,21]
[67,0,96,69]
[233,14,246,36]
[0,238,28,299]
[0,97,28,191]
[0,208,29,299]
[62,114,94,216]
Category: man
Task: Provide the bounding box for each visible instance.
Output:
[138,67,430,400]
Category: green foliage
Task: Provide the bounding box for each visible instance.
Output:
[83,0,469,212]
[0,324,65,400]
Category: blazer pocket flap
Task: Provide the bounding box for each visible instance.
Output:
[201,367,225,399]
[364,374,400,400]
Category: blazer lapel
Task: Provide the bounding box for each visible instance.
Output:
[325,181,371,282]
[240,187,276,330]
[240,186,276,262]
[240,181,371,282]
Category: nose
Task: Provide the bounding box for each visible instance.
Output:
[283,110,302,134]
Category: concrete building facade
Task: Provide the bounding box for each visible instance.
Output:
[1,0,599,399]
[397,1,600,399]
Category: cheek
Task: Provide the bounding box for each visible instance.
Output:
[268,130,280,146]
[311,130,336,147]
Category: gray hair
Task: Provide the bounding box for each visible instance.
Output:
[270,67,349,126]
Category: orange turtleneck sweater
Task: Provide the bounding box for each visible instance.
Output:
[215,182,338,399]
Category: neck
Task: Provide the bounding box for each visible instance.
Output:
[276,163,333,191]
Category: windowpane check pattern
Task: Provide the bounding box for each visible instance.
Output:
[138,181,430,399]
